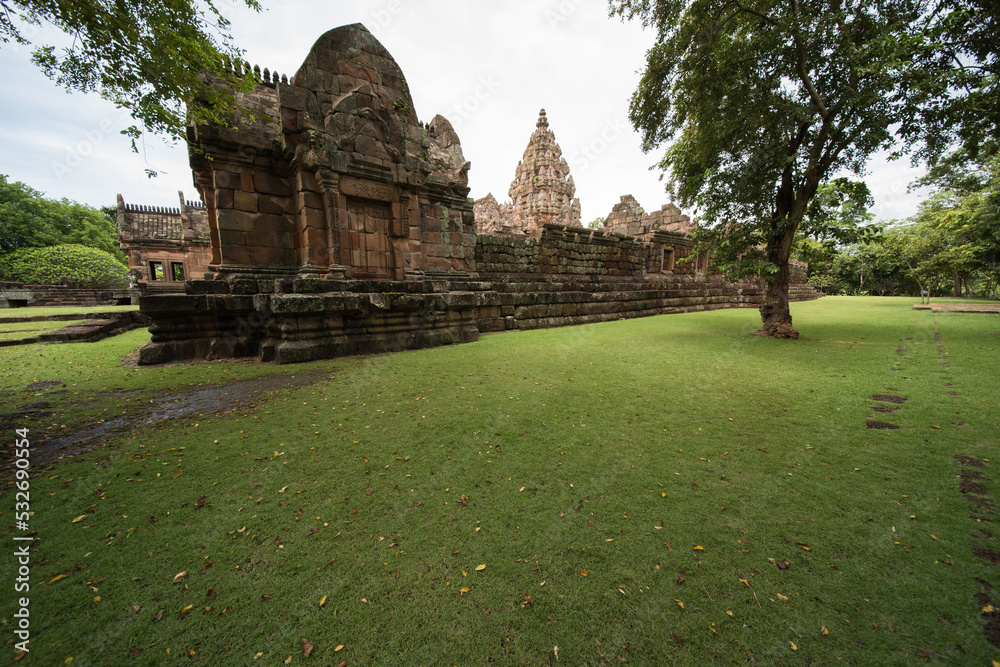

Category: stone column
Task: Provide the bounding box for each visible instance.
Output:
[316,170,347,279]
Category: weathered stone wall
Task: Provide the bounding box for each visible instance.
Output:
[472,275,765,333]
[476,224,646,277]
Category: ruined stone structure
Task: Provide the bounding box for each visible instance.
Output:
[118,193,212,284]
[136,23,820,366]
[186,25,473,282]
[604,195,695,239]
[473,109,581,235]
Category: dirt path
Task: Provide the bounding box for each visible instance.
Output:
[14,371,330,465]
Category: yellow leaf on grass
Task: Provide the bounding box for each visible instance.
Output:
[335,645,344,652]
[72,515,87,523]
[279,486,288,493]
[931,534,940,541]
[776,593,789,601]
[675,599,685,609]
[554,646,559,661]
[284,657,292,665]
[254,653,263,660]
[93,596,101,602]
[173,571,187,584]
[726,610,733,616]
[581,570,588,577]
[64,658,73,665]
[984,604,995,613]
[693,545,704,551]
[475,564,486,571]
[180,604,193,617]
[822,626,829,636]
[319,596,327,607]
[49,573,68,584]
[460,587,470,595]
[790,641,797,650]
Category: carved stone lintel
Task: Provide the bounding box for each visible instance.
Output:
[339,175,396,202]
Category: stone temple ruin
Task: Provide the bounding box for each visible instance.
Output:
[474,109,581,234]
[134,23,818,365]
[117,192,212,285]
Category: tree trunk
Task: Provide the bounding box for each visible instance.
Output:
[954,272,962,297]
[756,218,799,339]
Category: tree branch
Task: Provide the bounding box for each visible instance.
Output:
[788,0,829,118]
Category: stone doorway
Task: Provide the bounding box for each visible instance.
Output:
[343,198,392,278]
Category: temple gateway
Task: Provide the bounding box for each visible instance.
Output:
[133,23,817,365]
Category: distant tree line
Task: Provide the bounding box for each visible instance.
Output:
[0,175,127,288]
[795,147,1000,299]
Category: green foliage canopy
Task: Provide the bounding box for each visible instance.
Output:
[0,243,128,288]
[611,0,923,335]
[899,0,1000,162]
[0,174,123,260]
[0,0,261,148]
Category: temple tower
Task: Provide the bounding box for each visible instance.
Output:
[507,109,582,232]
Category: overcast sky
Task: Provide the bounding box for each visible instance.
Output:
[0,0,927,223]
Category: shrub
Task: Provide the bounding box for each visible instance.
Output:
[0,244,128,288]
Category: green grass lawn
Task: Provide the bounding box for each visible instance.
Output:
[0,320,86,342]
[0,305,139,320]
[2,296,999,665]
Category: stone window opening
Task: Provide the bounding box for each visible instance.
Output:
[171,262,185,281]
[661,247,675,273]
[148,261,164,281]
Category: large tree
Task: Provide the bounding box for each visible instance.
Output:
[1,0,260,149]
[611,0,924,337]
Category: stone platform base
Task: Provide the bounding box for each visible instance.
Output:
[137,278,479,365]
[136,274,822,365]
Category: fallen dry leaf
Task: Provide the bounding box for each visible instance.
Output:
[776,593,789,601]
[207,588,216,599]
[179,604,193,618]
[172,571,187,584]
[580,570,588,577]
[319,595,327,607]
[693,545,704,551]
[790,641,797,650]
[301,638,314,657]
[475,564,486,571]
[48,573,68,584]
[777,561,790,569]
[822,626,829,636]
[460,587,471,595]
[153,609,163,621]
[71,515,87,523]
[675,599,685,609]
[335,644,344,652]
[796,543,811,551]
[675,571,686,585]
